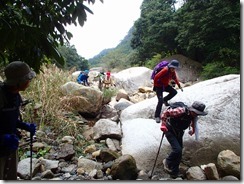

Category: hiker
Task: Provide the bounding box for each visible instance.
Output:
[160,101,208,179]
[103,70,113,89]
[77,70,90,86]
[98,71,105,90]
[153,60,182,123]
[0,61,37,180]
[106,70,111,81]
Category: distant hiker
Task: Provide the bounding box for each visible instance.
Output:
[160,101,208,179]
[0,61,37,180]
[103,70,113,89]
[98,71,105,90]
[77,70,90,86]
[153,60,182,123]
[106,70,111,81]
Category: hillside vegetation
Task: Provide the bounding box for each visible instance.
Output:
[87,0,240,79]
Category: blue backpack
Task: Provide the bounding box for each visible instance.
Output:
[150,61,169,80]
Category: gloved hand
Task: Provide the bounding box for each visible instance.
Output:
[25,123,36,136]
[178,84,183,92]
[3,134,19,150]
[188,130,194,136]
[160,124,168,132]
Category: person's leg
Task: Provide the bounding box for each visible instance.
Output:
[163,85,177,103]
[154,87,164,118]
[0,151,18,180]
[0,156,7,180]
[5,151,18,180]
[165,130,182,175]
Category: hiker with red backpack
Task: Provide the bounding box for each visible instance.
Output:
[153,60,183,123]
[160,101,208,179]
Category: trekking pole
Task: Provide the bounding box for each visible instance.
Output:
[149,132,165,179]
[30,132,33,180]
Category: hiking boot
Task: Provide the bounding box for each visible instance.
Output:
[170,173,184,179]
[155,117,161,123]
[163,159,172,173]
[163,101,170,106]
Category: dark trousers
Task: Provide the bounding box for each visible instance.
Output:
[0,151,18,180]
[154,85,177,118]
[165,126,184,175]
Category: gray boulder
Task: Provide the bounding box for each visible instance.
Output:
[120,74,240,171]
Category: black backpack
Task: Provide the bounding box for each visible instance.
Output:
[168,101,188,110]
[168,102,192,131]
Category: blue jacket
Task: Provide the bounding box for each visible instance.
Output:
[0,84,30,157]
[77,72,89,86]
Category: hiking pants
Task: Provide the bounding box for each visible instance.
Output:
[164,126,184,175]
[154,85,177,118]
[0,151,18,180]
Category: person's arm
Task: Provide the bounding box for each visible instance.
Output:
[172,72,180,86]
[189,116,199,138]
[189,121,195,136]
[77,74,82,83]
[85,76,90,86]
[172,72,183,91]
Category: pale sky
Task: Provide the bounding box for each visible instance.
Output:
[66,0,144,59]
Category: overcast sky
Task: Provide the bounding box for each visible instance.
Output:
[66,0,143,59]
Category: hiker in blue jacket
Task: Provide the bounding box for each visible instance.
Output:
[0,61,37,180]
[77,70,90,86]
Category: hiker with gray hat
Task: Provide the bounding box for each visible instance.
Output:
[153,60,183,123]
[0,61,36,180]
[160,101,208,179]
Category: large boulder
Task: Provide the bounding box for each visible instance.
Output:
[120,74,240,171]
[113,67,152,94]
[110,154,138,180]
[163,54,203,83]
[60,82,103,117]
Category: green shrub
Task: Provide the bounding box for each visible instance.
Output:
[102,88,118,104]
[201,61,239,80]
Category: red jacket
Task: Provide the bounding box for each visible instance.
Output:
[153,66,180,87]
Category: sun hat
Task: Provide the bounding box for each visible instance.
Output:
[168,60,179,69]
[189,101,208,116]
[4,61,36,86]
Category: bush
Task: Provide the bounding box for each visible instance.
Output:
[201,61,239,80]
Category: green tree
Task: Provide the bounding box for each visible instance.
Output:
[0,0,102,72]
[131,0,178,64]
[175,0,240,68]
[58,44,89,70]
[130,0,239,78]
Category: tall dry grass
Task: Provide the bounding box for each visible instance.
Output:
[21,64,84,138]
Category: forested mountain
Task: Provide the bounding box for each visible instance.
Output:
[88,0,240,79]
[58,44,89,70]
[88,27,136,71]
